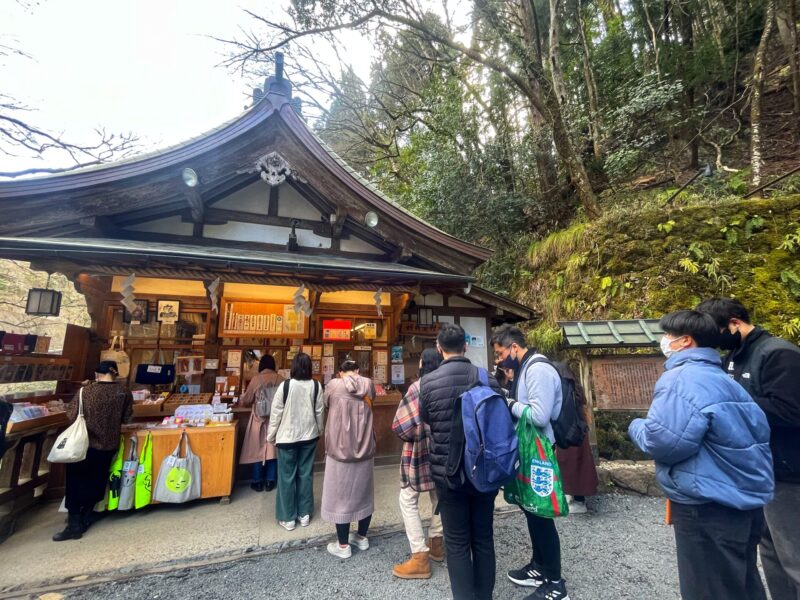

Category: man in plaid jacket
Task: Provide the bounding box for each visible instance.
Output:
[391,348,445,579]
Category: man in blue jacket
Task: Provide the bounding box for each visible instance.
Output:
[629,309,774,600]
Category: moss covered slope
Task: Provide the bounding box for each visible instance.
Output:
[520,194,800,352]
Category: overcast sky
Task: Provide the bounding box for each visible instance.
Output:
[1,0,376,175]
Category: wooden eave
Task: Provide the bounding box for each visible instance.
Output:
[0,98,491,274]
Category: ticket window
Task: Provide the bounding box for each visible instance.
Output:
[335,349,371,378]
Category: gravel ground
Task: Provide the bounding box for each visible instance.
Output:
[61,494,679,600]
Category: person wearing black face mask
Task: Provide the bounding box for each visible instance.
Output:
[491,324,569,600]
[697,297,800,600]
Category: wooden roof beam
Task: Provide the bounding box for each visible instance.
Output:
[185,188,204,224]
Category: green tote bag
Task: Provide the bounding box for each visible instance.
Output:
[107,436,125,511]
[504,406,569,518]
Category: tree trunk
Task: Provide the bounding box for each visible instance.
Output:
[529,108,559,194]
[547,92,601,218]
[776,0,800,133]
[641,0,662,80]
[576,0,603,157]
[548,0,568,107]
[751,0,776,190]
[517,0,600,216]
[706,0,727,69]
[680,10,699,169]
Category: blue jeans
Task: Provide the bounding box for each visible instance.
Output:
[252,459,277,484]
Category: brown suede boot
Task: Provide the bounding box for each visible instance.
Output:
[428,536,445,562]
[392,552,432,579]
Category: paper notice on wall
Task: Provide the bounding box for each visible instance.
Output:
[391,364,405,384]
[375,349,388,366]
[322,357,335,383]
[283,305,304,335]
[226,349,242,369]
[391,346,404,363]
[373,364,387,384]
[323,344,334,357]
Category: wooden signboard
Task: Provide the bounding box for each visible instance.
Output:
[591,355,664,411]
[219,298,308,338]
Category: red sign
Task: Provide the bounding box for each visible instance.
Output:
[323,319,351,341]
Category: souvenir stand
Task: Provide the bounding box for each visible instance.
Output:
[0,55,535,508]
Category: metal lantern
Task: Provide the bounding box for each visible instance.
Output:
[26,288,62,316]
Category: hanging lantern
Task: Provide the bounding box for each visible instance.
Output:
[26,288,62,316]
[25,273,62,317]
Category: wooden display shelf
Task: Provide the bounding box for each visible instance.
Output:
[6,412,67,436]
[7,393,64,405]
[219,298,307,338]
[399,322,442,337]
[0,355,71,365]
[122,424,237,502]
[0,355,75,385]
[132,399,166,418]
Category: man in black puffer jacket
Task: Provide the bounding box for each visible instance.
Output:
[419,323,504,600]
[698,297,800,600]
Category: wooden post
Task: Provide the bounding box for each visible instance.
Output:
[578,350,599,462]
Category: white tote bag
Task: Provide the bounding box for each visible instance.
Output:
[100,336,130,378]
[48,388,90,463]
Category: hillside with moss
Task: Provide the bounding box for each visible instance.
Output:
[517,192,800,353]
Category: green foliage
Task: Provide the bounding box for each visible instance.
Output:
[518,194,800,347]
[745,215,766,238]
[657,220,676,234]
[779,226,800,253]
[726,171,751,195]
[780,269,800,297]
[595,412,649,461]
[784,318,800,338]
[679,257,700,274]
[528,223,590,270]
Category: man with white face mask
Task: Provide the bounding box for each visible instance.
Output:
[629,310,774,600]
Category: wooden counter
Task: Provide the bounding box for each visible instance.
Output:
[121,424,237,503]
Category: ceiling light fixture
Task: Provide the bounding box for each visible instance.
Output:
[182,167,199,188]
[364,211,379,228]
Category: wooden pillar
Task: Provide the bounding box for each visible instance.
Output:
[577,350,599,462]
[389,293,411,344]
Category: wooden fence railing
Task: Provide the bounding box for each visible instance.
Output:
[0,419,65,542]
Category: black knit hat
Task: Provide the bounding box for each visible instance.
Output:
[96,361,119,375]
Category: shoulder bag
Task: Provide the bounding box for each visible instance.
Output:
[101,336,131,378]
[47,388,89,463]
[153,430,202,503]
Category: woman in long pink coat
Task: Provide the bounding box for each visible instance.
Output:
[239,355,283,492]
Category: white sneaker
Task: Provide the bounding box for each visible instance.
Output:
[299,515,310,527]
[327,542,352,558]
[278,520,296,531]
[568,499,588,515]
[349,533,369,550]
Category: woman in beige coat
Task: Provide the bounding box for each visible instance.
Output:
[322,360,376,559]
[267,353,324,531]
[239,355,283,492]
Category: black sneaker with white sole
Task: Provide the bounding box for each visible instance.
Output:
[507,562,545,587]
[524,579,570,600]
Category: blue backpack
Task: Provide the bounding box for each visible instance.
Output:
[461,368,519,493]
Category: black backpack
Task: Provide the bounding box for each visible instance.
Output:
[527,358,589,449]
